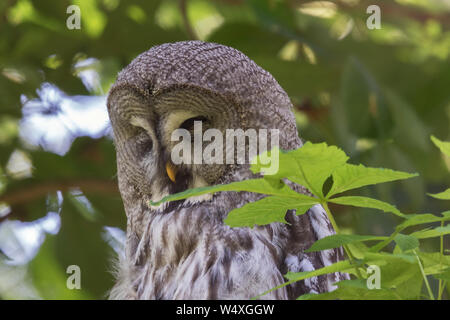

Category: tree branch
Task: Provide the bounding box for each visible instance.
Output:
[0,179,119,207]
[179,0,198,40]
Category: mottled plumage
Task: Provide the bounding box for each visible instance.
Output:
[107,41,347,299]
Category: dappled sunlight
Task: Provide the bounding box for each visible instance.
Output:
[6,149,33,179]
[19,83,110,156]
[0,211,61,265]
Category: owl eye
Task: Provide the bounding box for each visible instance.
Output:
[179,116,208,131]
[134,128,153,155]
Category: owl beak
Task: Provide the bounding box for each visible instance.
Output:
[165,161,178,182]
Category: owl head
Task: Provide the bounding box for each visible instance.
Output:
[107,41,301,213]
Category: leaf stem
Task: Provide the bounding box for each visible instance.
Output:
[369,229,401,253]
[321,201,363,279]
[438,220,444,300]
[413,249,435,300]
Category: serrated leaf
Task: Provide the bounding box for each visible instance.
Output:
[224,196,318,227]
[327,164,418,198]
[431,135,450,157]
[252,142,348,198]
[410,224,450,239]
[328,196,405,217]
[428,188,450,200]
[297,285,396,300]
[285,260,352,282]
[397,212,450,230]
[374,258,423,299]
[306,234,387,252]
[432,269,450,281]
[285,142,349,197]
[256,263,352,298]
[297,292,325,300]
[394,234,419,252]
[418,252,450,275]
[336,279,369,289]
[250,147,291,176]
[151,177,305,205]
[347,241,370,260]
[364,252,416,264]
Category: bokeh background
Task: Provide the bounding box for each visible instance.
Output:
[0,0,449,299]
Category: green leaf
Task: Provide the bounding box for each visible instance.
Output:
[431,135,450,157]
[256,260,353,299]
[250,147,290,176]
[373,258,423,299]
[433,269,450,281]
[285,260,352,282]
[297,292,327,300]
[364,252,416,264]
[298,285,396,300]
[252,143,348,197]
[410,224,450,239]
[150,178,306,205]
[288,252,422,300]
[327,164,418,198]
[328,196,405,217]
[418,252,450,275]
[224,196,318,227]
[397,212,450,230]
[347,241,370,260]
[394,234,419,252]
[306,234,387,252]
[335,279,400,300]
[290,143,348,198]
[278,142,349,198]
[335,279,369,289]
[428,188,450,200]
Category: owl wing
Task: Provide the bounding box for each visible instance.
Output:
[282,204,349,298]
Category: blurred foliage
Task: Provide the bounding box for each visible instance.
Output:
[0,0,449,299]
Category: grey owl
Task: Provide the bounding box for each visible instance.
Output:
[107,41,347,300]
